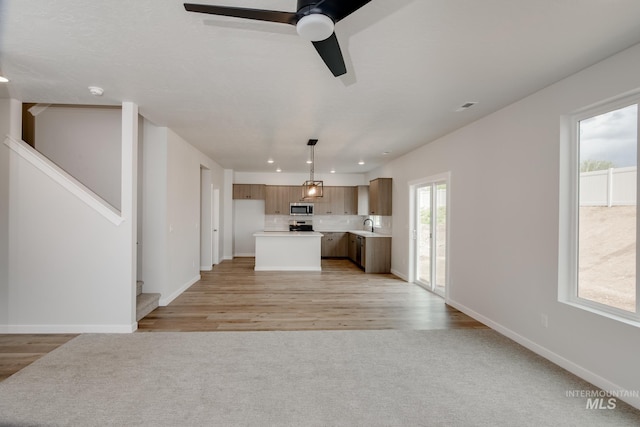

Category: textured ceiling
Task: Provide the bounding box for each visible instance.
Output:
[2,0,640,174]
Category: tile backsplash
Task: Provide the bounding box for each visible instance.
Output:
[264,215,392,235]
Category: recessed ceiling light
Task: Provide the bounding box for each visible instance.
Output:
[330,170,336,174]
[276,167,282,172]
[358,161,365,165]
[382,151,391,155]
[0,76,9,83]
[267,159,274,164]
[306,160,313,164]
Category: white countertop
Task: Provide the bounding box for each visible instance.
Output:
[254,231,324,237]
[317,230,391,238]
[255,230,390,238]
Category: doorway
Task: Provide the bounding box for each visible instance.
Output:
[212,187,220,265]
[411,174,449,298]
[200,167,212,271]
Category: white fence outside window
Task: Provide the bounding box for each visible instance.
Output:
[580,166,636,207]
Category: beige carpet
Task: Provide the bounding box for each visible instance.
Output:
[0,329,639,426]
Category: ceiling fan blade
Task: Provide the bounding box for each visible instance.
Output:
[312,33,346,77]
[184,4,297,25]
[314,0,371,23]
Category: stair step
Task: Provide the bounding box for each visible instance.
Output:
[136,293,160,321]
[136,280,143,296]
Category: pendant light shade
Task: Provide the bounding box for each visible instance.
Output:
[302,139,323,199]
[303,180,323,198]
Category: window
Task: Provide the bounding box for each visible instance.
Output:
[561,96,639,323]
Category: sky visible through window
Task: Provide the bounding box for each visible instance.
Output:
[579,104,637,168]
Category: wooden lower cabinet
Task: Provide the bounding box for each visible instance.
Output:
[347,233,391,273]
[320,232,348,258]
[348,233,358,261]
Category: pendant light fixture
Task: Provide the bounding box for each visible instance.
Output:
[302,139,323,199]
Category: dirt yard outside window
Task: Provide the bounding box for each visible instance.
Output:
[579,206,636,312]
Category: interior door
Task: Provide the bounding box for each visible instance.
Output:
[212,187,220,265]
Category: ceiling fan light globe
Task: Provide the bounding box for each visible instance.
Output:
[296,14,334,41]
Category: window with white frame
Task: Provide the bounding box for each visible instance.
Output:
[561,95,639,323]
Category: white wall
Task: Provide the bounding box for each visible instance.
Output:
[136,117,145,281]
[369,43,640,406]
[35,106,122,209]
[166,129,203,299]
[223,169,234,260]
[141,122,226,305]
[141,122,168,300]
[0,99,21,325]
[0,102,137,332]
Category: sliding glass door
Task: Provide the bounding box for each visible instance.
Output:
[414,180,448,297]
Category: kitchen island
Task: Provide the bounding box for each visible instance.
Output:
[253,231,323,271]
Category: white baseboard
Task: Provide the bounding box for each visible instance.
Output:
[390,269,408,281]
[223,255,233,260]
[254,266,321,271]
[200,265,212,271]
[234,252,255,257]
[158,274,200,306]
[446,298,640,410]
[0,323,137,334]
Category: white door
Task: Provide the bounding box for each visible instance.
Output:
[212,187,220,265]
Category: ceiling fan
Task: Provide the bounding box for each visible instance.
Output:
[183,0,372,77]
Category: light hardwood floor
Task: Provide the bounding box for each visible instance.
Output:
[138,258,486,331]
[0,258,485,381]
[0,334,77,382]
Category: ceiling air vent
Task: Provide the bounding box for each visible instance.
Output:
[455,102,477,112]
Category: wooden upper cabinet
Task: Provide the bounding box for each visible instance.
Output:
[263,185,362,215]
[343,186,358,215]
[314,186,336,214]
[312,186,357,215]
[288,185,303,204]
[265,186,290,214]
[233,184,265,200]
[369,178,392,216]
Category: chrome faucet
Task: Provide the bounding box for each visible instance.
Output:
[363,218,374,233]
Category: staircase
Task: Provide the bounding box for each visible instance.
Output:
[136,281,160,321]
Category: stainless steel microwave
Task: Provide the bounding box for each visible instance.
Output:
[290,203,314,216]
